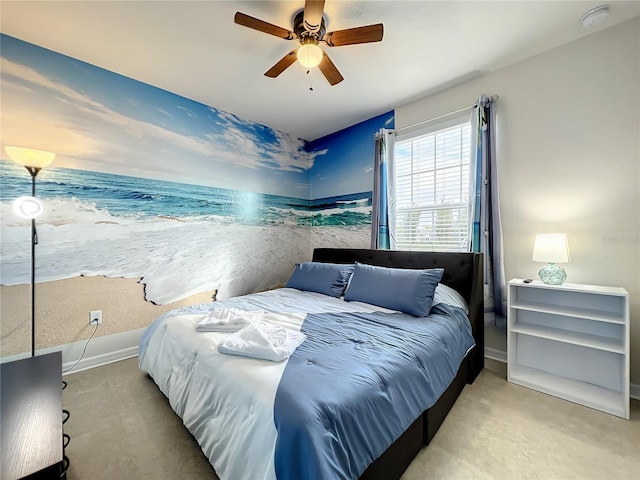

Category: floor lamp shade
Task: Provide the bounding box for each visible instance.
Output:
[5,146,55,357]
[532,233,571,285]
[4,147,55,169]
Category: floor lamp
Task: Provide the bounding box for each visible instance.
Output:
[5,146,55,357]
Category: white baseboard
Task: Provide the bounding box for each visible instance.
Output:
[4,331,639,401]
[59,339,639,398]
[484,346,507,363]
[631,383,640,401]
[1,328,144,375]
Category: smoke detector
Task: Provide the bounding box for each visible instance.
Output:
[581,5,609,28]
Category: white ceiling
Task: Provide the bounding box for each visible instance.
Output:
[1,1,638,141]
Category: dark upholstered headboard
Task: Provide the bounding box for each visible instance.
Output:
[312,248,484,382]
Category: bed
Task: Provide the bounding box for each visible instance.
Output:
[138,248,484,480]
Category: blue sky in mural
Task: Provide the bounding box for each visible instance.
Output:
[0,34,322,197]
[308,111,394,199]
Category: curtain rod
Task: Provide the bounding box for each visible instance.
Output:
[392,95,499,134]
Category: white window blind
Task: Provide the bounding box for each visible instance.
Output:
[394,119,471,252]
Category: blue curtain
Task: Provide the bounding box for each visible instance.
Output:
[469,95,506,327]
[371,129,394,249]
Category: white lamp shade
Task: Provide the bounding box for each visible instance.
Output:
[297,43,323,68]
[12,196,44,219]
[5,146,55,169]
[532,234,571,263]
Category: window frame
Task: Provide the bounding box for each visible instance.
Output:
[393,114,472,252]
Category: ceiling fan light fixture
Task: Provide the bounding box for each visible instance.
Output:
[235,1,382,85]
[297,43,323,68]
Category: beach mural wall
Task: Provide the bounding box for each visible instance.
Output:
[0,34,394,358]
[0,34,321,357]
[307,111,395,249]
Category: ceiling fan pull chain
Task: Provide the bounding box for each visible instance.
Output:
[307,69,314,91]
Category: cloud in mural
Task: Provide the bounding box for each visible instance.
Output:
[0,50,324,196]
[212,109,323,172]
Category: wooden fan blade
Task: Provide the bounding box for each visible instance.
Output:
[318,52,344,86]
[324,24,384,47]
[234,12,295,40]
[264,50,298,78]
[304,0,325,33]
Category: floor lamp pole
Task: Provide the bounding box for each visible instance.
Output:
[5,147,55,358]
[27,167,40,358]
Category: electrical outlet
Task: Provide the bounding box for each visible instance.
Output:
[89,310,103,325]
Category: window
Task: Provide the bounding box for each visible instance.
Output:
[394,118,471,252]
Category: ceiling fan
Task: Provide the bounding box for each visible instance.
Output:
[234,0,383,86]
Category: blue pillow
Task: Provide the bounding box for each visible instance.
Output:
[343,262,444,317]
[285,262,354,298]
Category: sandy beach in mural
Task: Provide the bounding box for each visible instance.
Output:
[0,224,370,356]
[0,276,216,357]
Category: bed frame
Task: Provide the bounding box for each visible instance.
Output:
[311,248,484,480]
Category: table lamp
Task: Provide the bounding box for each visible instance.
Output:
[532,233,571,285]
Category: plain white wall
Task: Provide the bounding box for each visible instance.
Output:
[396,18,640,384]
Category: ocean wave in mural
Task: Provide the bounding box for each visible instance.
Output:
[0,162,371,304]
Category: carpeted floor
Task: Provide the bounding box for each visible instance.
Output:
[62,358,639,480]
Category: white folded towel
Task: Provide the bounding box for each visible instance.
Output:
[218,319,307,362]
[196,308,264,332]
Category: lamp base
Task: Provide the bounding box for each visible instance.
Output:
[538,263,567,285]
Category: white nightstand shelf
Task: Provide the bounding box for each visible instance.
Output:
[508,365,627,418]
[509,300,626,324]
[507,279,629,419]
[509,323,624,353]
